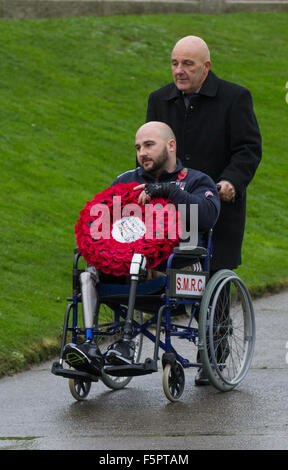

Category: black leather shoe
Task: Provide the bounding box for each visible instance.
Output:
[194,368,209,386]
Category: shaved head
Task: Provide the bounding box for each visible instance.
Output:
[172,36,210,62]
[136,121,176,144]
[171,35,211,94]
[135,121,177,176]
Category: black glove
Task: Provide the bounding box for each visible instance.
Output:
[144,182,173,199]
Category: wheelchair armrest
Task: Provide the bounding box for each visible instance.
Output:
[173,246,208,256]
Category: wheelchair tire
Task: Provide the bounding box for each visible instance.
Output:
[198,270,255,392]
[162,362,185,402]
[95,306,144,390]
[68,370,92,401]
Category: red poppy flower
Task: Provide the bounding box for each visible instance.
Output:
[75,182,181,276]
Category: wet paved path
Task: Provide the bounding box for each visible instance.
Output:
[0,290,287,450]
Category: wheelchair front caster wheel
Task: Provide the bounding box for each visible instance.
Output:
[162,362,185,402]
[68,373,92,401]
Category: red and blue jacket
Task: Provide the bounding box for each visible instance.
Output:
[112,159,220,234]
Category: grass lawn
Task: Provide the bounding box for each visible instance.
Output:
[0,12,287,376]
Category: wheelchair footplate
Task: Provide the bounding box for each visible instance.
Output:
[51,361,100,382]
[104,358,158,377]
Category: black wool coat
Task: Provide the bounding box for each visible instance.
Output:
[146,70,262,270]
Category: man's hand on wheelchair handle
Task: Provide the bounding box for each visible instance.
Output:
[217,180,236,202]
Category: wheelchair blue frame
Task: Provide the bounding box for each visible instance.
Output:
[52,227,256,400]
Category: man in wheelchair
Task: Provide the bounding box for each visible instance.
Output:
[63,121,220,381]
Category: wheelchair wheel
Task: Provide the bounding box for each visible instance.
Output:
[68,370,92,401]
[95,306,143,390]
[198,270,255,392]
[162,362,185,402]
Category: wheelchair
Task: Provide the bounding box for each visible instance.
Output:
[52,231,256,402]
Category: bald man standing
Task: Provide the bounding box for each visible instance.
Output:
[146,35,262,274]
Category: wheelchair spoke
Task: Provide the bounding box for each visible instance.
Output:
[199,270,255,391]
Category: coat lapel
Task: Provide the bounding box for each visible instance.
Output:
[162,71,219,100]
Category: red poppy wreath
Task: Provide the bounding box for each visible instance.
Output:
[75,182,181,276]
